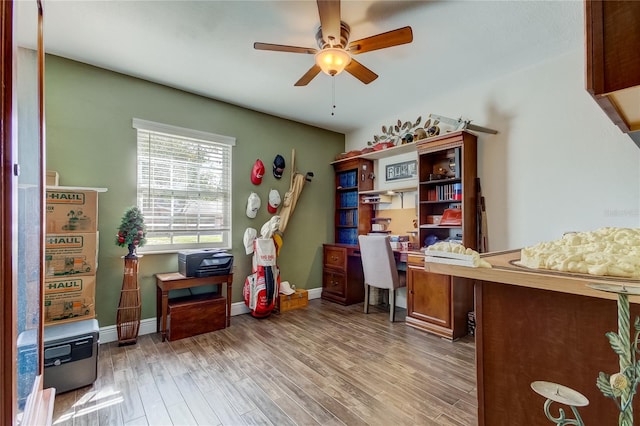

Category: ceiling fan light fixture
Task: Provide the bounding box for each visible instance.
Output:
[315,48,351,76]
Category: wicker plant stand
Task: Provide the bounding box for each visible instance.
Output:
[116,256,142,345]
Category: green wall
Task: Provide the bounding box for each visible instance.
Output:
[45,55,344,327]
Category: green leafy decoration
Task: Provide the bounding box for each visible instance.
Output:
[608,331,628,357]
[367,116,423,146]
[598,299,640,422]
[597,372,616,399]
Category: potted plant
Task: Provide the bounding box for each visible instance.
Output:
[115,206,146,345]
[115,206,147,259]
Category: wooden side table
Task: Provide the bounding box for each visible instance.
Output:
[155,272,233,342]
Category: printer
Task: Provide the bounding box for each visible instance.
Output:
[178,249,234,277]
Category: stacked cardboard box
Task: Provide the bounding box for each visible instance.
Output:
[44,189,99,326]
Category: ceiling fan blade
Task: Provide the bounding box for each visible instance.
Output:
[254,42,317,54]
[295,65,322,86]
[345,59,378,84]
[348,26,413,54]
[317,0,341,46]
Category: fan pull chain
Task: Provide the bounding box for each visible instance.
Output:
[331,76,336,116]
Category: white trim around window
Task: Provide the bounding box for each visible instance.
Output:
[133,118,235,253]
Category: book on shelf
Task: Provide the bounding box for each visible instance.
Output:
[338,170,357,188]
[428,183,462,202]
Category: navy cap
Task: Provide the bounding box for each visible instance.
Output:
[273,154,285,179]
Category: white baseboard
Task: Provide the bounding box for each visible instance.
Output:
[307,286,322,300]
[99,318,158,344]
[99,287,323,344]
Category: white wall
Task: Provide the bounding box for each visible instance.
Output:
[347,50,640,251]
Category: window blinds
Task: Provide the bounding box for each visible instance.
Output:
[134,120,234,251]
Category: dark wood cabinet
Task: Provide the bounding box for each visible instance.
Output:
[322,244,364,305]
[405,131,477,340]
[321,157,374,305]
[416,131,477,249]
[406,253,473,340]
[407,263,451,329]
[585,0,640,146]
[331,157,374,245]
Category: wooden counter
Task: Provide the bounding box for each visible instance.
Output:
[425,249,640,302]
[426,250,640,425]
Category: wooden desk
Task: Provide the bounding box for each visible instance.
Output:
[155,272,233,342]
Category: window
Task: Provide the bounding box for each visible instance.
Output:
[133,118,235,253]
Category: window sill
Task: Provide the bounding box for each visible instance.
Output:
[137,246,231,256]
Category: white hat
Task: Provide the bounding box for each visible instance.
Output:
[246,192,261,218]
[267,189,281,214]
[280,281,295,295]
[260,215,280,239]
[243,227,257,255]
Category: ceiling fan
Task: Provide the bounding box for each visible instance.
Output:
[254,0,413,86]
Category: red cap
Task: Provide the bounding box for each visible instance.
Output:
[251,159,265,185]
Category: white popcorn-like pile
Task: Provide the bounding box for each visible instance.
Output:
[427,241,492,268]
[520,227,640,279]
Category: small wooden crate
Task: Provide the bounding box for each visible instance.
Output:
[278,289,308,312]
[168,294,226,341]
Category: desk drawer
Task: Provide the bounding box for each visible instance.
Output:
[168,294,226,341]
[323,270,346,297]
[323,245,347,270]
[407,252,425,267]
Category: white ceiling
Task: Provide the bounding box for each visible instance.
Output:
[16,0,584,134]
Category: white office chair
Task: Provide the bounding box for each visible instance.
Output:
[358,234,406,322]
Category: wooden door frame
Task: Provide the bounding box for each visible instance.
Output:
[1,0,17,423]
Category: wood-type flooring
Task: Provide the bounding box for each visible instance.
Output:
[52,299,477,425]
